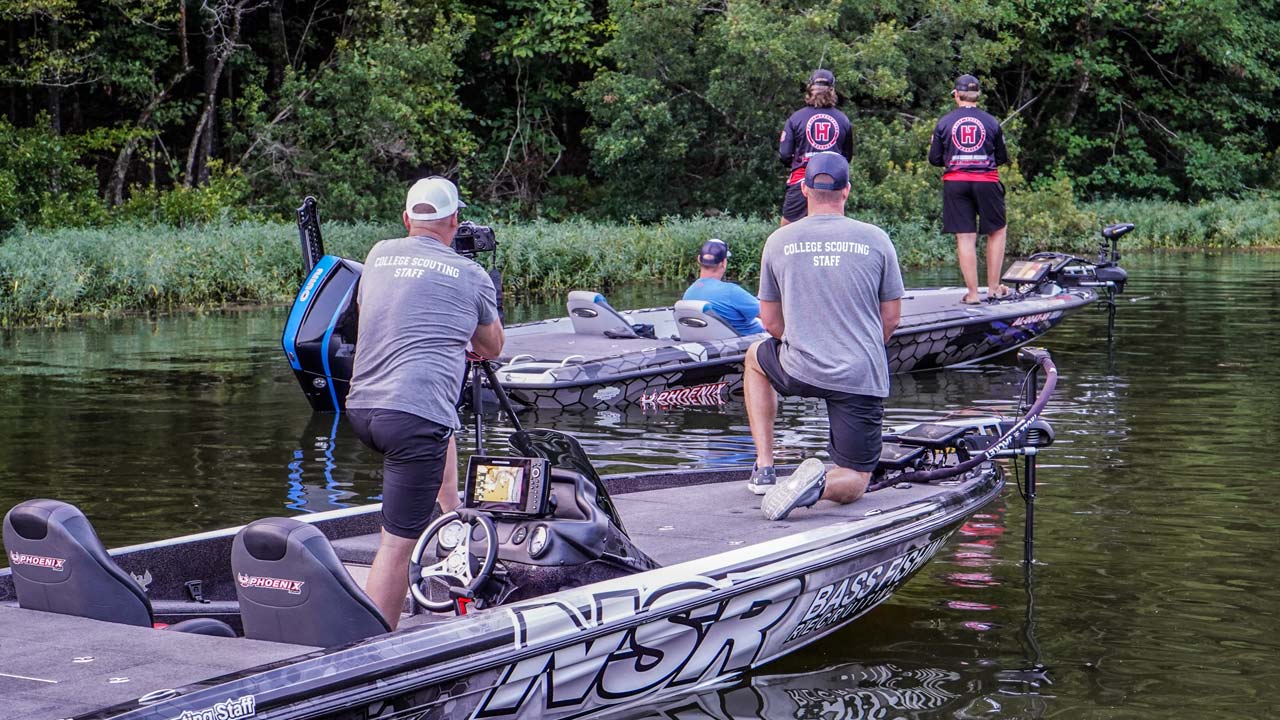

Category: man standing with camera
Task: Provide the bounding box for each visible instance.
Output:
[346,176,504,628]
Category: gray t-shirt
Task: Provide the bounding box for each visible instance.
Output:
[346,235,497,429]
[758,214,904,397]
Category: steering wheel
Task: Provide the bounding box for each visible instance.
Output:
[409,510,499,612]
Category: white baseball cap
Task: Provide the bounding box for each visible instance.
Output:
[405,176,467,221]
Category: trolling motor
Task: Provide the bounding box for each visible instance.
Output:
[1022,222,1134,339]
[871,346,1058,563]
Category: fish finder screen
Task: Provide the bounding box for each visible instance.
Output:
[464,456,550,516]
[1002,260,1051,285]
[474,464,526,508]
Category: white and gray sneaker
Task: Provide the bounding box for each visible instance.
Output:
[761,458,827,521]
[746,465,777,495]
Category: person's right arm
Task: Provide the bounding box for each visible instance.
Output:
[993,123,1009,166]
[470,320,504,359]
[878,235,905,343]
[879,299,901,343]
[469,267,505,358]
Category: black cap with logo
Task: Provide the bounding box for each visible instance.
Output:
[809,69,835,88]
[698,239,731,267]
[954,74,980,93]
[803,151,850,191]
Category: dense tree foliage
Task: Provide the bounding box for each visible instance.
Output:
[0,0,1276,229]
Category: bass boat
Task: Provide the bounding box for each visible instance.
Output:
[282,197,1129,411]
[1,350,1059,720]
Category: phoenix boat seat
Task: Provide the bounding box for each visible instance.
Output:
[1102,222,1135,240]
[2,499,235,636]
[567,290,638,338]
[673,299,741,341]
[232,517,390,647]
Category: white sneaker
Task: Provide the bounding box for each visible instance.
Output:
[761,459,827,521]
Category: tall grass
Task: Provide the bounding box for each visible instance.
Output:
[2,197,1278,326]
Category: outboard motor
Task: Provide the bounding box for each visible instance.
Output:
[281,198,361,413]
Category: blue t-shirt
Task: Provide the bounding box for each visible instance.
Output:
[682,278,765,336]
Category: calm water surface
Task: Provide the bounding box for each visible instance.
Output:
[1,252,1277,718]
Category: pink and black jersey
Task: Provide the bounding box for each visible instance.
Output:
[928,107,1008,182]
[779,107,853,185]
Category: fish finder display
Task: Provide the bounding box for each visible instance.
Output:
[1001,260,1051,285]
[464,456,551,517]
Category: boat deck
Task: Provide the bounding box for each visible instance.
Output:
[0,605,310,720]
[613,474,969,566]
[329,473,974,569]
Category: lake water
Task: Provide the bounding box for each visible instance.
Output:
[1,252,1277,718]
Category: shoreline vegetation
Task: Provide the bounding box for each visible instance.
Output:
[3,196,1279,328]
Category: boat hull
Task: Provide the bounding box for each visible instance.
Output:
[74,467,1001,720]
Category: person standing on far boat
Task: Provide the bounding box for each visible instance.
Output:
[746,152,904,521]
[345,176,504,628]
[928,74,1010,304]
[682,238,765,336]
[778,69,853,226]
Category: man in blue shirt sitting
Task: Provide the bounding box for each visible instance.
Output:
[683,239,765,336]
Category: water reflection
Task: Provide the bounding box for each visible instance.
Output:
[604,658,1050,720]
[2,253,1280,718]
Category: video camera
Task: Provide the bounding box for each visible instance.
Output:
[453,221,497,260]
[452,220,505,321]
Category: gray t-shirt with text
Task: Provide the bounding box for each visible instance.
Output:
[346,235,497,429]
[758,214,904,397]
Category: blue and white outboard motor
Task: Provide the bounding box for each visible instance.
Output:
[281,197,362,413]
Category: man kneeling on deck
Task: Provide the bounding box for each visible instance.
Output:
[745,152,904,520]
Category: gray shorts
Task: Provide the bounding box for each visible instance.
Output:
[756,338,884,472]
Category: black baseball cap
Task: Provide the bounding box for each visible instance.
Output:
[803,152,850,191]
[809,69,835,87]
[698,238,731,266]
[954,74,980,93]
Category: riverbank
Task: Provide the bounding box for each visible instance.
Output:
[2,197,1278,327]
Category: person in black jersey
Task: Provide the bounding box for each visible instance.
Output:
[928,74,1010,304]
[778,69,853,226]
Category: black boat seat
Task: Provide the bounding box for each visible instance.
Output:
[232,517,390,647]
[1102,223,1134,240]
[673,300,740,341]
[567,290,638,338]
[2,499,235,636]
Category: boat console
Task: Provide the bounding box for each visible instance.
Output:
[408,429,661,611]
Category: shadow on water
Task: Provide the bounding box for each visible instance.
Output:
[1,252,1279,717]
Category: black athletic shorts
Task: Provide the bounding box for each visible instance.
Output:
[942,180,1006,235]
[755,338,884,472]
[348,408,452,539]
[781,183,807,222]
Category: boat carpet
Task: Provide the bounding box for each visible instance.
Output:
[613,475,973,567]
[500,330,683,363]
[0,605,311,720]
